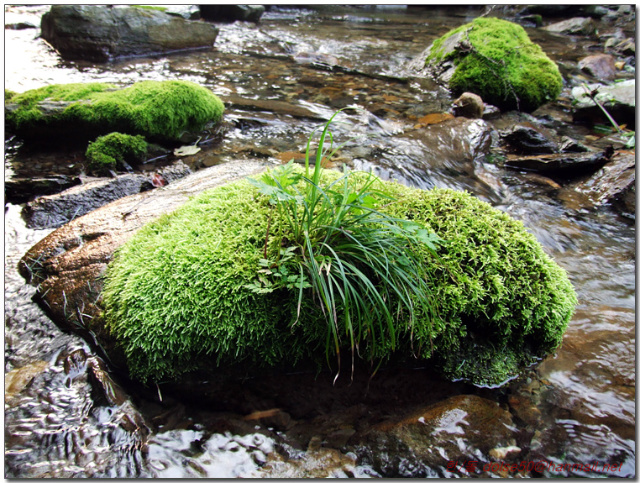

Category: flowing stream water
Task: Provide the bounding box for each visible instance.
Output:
[4,5,635,478]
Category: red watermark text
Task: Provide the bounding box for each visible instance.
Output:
[446,459,624,475]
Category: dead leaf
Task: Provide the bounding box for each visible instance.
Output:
[174,145,201,156]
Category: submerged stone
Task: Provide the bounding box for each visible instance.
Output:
[357,394,516,477]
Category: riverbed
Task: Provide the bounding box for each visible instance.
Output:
[4,5,635,478]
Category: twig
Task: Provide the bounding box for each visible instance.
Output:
[581,83,623,133]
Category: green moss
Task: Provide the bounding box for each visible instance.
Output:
[86,132,148,175]
[427,17,563,112]
[5,80,225,141]
[102,170,577,385]
[132,5,168,12]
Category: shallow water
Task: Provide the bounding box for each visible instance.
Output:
[4,5,635,478]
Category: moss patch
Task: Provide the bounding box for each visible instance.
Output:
[86,132,148,175]
[102,170,577,385]
[132,5,168,12]
[5,80,225,142]
[427,17,563,112]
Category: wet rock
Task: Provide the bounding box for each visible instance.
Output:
[221,94,327,121]
[452,92,484,119]
[489,445,522,460]
[563,150,635,214]
[504,148,614,176]
[23,162,191,230]
[501,125,558,155]
[571,80,636,129]
[558,136,590,153]
[5,360,50,404]
[87,354,130,407]
[613,38,636,57]
[357,394,517,477]
[578,54,618,82]
[407,116,493,162]
[519,5,608,18]
[164,5,201,20]
[543,17,597,36]
[41,5,219,62]
[259,445,371,478]
[17,160,269,370]
[200,5,265,23]
[5,21,36,30]
[5,175,82,205]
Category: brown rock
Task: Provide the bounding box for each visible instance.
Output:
[452,92,485,119]
[18,160,269,369]
[564,149,635,214]
[359,394,517,477]
[578,54,617,82]
[504,148,613,176]
[5,361,50,404]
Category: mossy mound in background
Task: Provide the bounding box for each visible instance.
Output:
[426,17,563,112]
[102,171,577,386]
[4,80,224,143]
[86,132,148,175]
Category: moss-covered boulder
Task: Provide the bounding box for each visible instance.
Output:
[102,169,577,386]
[4,80,225,143]
[86,132,148,175]
[413,17,563,112]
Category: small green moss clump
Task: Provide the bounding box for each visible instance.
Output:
[5,80,225,141]
[102,169,577,386]
[86,132,148,175]
[132,5,168,11]
[427,17,563,112]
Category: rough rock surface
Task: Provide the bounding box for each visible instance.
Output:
[571,80,636,129]
[543,17,597,36]
[504,148,614,176]
[41,5,219,62]
[18,160,270,369]
[501,125,558,155]
[6,175,81,205]
[452,92,484,119]
[23,162,193,230]
[199,5,265,23]
[578,54,618,82]
[562,150,635,215]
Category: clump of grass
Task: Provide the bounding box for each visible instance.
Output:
[246,110,442,380]
[85,132,148,175]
